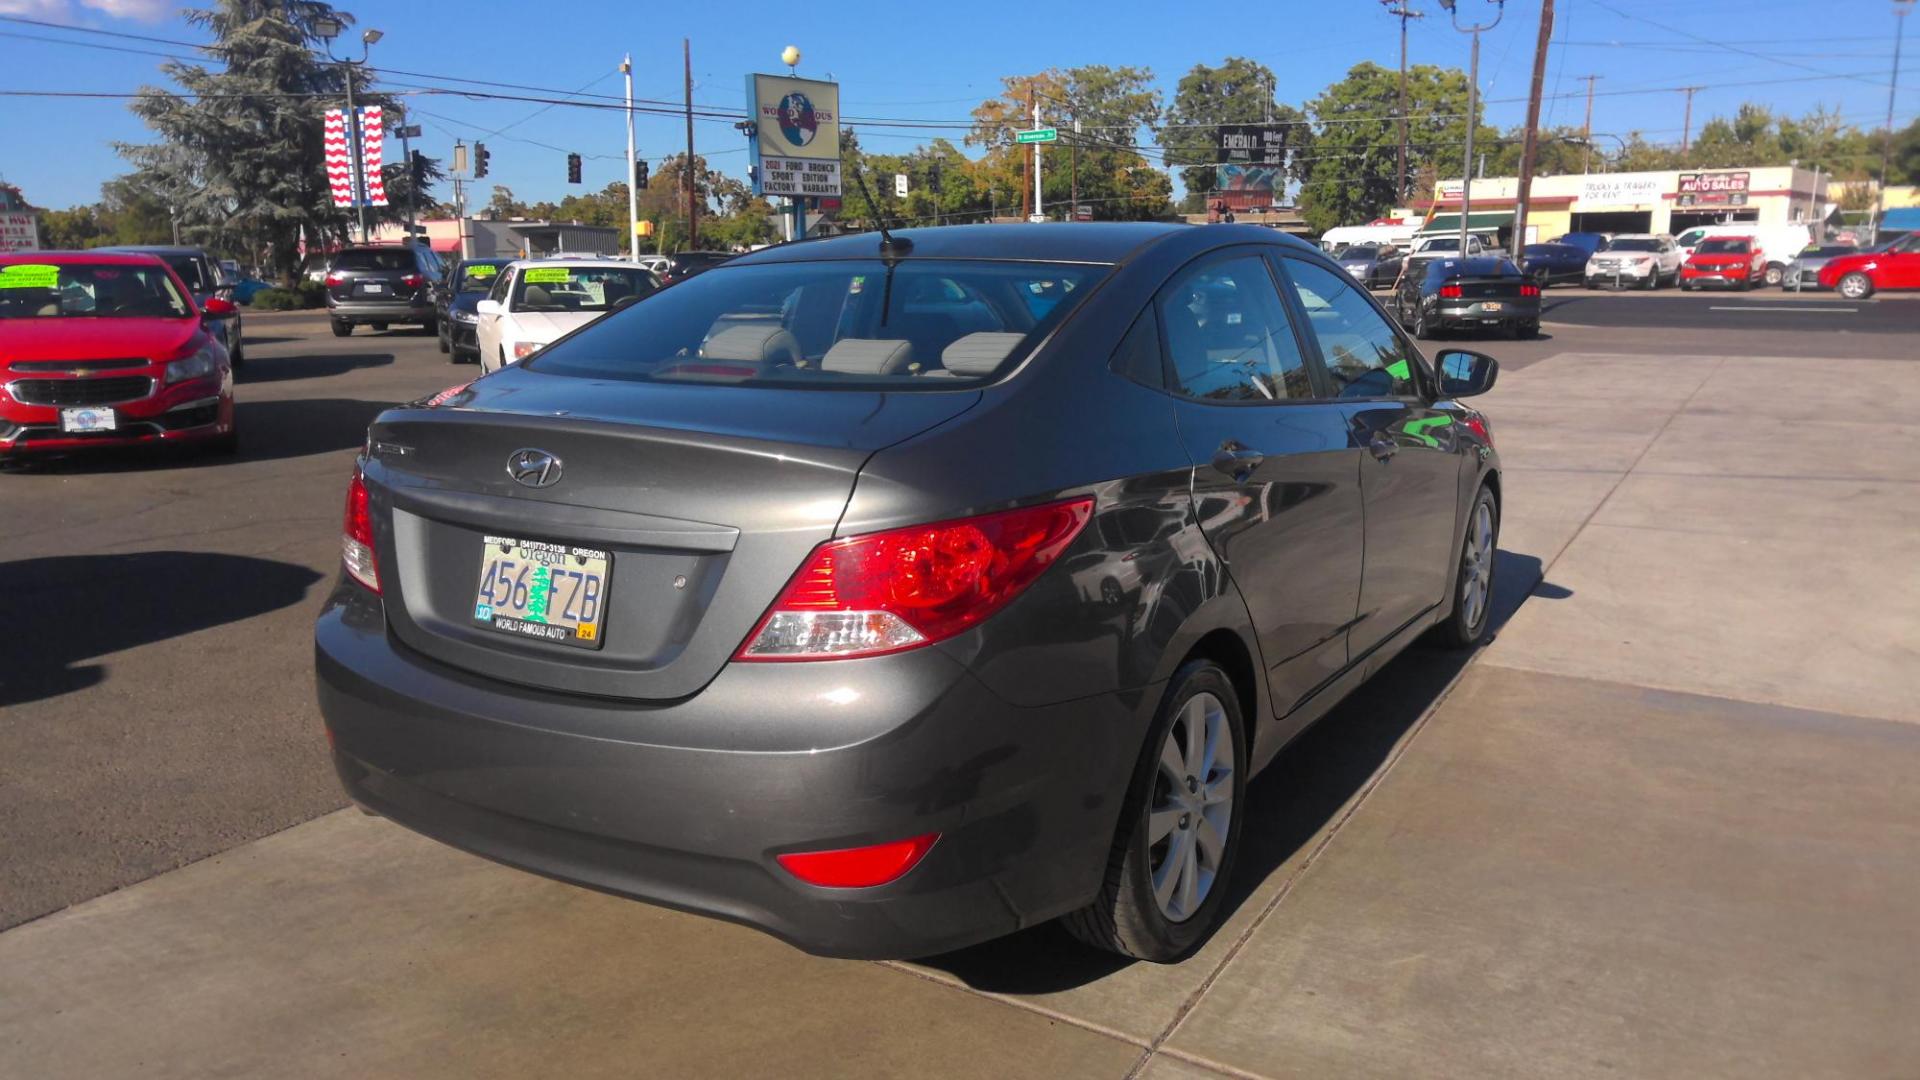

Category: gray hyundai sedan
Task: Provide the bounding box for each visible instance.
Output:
[316,223,1502,962]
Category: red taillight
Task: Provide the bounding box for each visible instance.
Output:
[737,498,1094,661]
[777,834,939,888]
[401,273,425,289]
[1519,283,1540,298]
[1439,284,1463,298]
[342,468,380,593]
[324,272,345,287]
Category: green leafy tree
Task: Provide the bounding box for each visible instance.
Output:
[966,66,1171,221]
[1295,62,1491,233]
[119,1,438,281]
[1160,58,1307,213]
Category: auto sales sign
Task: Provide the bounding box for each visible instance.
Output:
[1677,171,1750,208]
[747,74,842,199]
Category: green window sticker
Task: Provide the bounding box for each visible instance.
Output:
[523,267,573,284]
[1386,358,1411,381]
[0,264,60,290]
[464,265,499,280]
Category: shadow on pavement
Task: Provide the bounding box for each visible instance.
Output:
[237,352,394,384]
[0,552,323,707]
[0,399,388,474]
[918,549,1564,994]
[236,335,302,346]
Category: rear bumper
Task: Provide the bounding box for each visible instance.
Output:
[0,378,232,456]
[1434,299,1539,327]
[329,298,434,323]
[314,584,1144,959]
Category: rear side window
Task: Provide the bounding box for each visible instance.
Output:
[1156,255,1313,403]
[333,249,416,272]
[163,256,210,292]
[1283,260,1421,400]
[526,259,1106,388]
[1110,309,1164,388]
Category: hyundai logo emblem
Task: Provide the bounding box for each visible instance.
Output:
[506,448,563,488]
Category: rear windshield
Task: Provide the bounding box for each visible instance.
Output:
[332,249,416,272]
[161,255,211,291]
[0,262,191,319]
[1697,239,1749,254]
[511,265,658,313]
[1427,258,1517,280]
[525,258,1107,389]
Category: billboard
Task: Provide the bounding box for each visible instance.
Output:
[1215,164,1283,210]
[748,74,842,199]
[1677,171,1750,208]
[1215,124,1287,166]
[1579,175,1663,207]
[0,211,39,252]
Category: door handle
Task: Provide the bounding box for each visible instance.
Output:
[1368,432,1398,461]
[1210,443,1265,482]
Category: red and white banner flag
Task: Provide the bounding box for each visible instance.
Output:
[323,106,390,208]
[324,108,354,207]
[359,106,388,207]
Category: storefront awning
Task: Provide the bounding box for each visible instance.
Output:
[1420,211,1515,233]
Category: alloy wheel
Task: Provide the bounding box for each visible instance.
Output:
[1147,691,1235,923]
[1460,499,1494,630]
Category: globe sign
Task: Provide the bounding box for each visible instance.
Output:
[776,92,818,148]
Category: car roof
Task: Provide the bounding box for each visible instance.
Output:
[502,258,648,270]
[1608,233,1669,241]
[732,222,1209,267]
[0,250,171,266]
[97,245,210,257]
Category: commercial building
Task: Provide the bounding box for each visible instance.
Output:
[1418,166,1830,245]
[364,218,623,259]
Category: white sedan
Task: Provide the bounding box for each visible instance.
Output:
[475,258,659,373]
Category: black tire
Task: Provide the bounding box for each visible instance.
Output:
[420,317,438,336]
[370,321,389,332]
[437,327,450,354]
[1062,659,1249,962]
[1838,272,1874,300]
[1516,320,1540,340]
[1412,303,1436,340]
[330,319,352,337]
[1431,484,1499,649]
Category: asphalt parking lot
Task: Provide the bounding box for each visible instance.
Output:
[3,296,1917,1077]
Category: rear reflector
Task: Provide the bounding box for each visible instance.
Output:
[776,834,939,888]
[737,498,1094,661]
[342,467,380,593]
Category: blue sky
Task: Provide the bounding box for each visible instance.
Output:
[0,0,1914,209]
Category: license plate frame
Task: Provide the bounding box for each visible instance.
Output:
[60,407,117,433]
[1480,301,1504,312]
[470,535,612,650]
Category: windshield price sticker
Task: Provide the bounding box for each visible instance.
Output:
[464,265,499,280]
[0,264,59,289]
[523,267,572,283]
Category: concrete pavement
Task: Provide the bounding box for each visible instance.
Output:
[4,313,1918,1077]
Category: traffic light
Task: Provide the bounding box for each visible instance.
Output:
[410,149,427,187]
[567,153,582,185]
[473,142,490,178]
[633,158,649,190]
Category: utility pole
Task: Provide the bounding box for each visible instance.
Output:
[1071,117,1080,222]
[1880,0,1915,234]
[1679,85,1702,158]
[1031,91,1045,222]
[1381,1,1425,201]
[1579,74,1601,173]
[1441,0,1505,255]
[452,141,470,259]
[684,38,697,251]
[622,54,639,262]
[1513,0,1554,264]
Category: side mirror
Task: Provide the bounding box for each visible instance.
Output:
[201,296,237,320]
[1436,349,1498,398]
[475,299,504,317]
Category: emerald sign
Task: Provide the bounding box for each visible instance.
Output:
[1015,128,1058,144]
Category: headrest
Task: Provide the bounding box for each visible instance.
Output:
[523,285,552,307]
[821,338,914,375]
[701,324,801,366]
[940,332,1027,376]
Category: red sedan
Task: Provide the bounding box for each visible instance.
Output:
[1819,232,1920,299]
[1679,237,1766,291]
[1,251,238,459]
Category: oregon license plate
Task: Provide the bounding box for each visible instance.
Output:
[1481,301,1503,312]
[471,535,610,649]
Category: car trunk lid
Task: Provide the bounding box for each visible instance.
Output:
[362,366,980,701]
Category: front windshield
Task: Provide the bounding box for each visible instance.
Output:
[1609,239,1661,252]
[1342,244,1381,259]
[456,261,507,294]
[526,258,1108,389]
[1697,239,1748,254]
[510,265,657,313]
[0,262,191,319]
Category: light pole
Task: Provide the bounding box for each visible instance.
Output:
[1879,0,1915,237]
[1439,0,1503,255]
[621,54,639,262]
[314,17,382,244]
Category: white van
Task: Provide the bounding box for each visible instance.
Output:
[1319,223,1421,255]
[1674,224,1812,286]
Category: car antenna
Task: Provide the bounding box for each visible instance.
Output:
[848,134,912,264]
